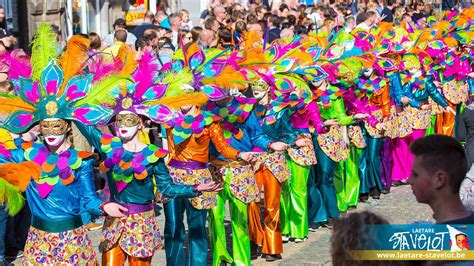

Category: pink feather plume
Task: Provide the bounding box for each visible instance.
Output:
[132,50,159,99]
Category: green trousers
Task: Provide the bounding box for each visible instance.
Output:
[208,170,250,266]
[280,157,310,239]
[334,146,362,212]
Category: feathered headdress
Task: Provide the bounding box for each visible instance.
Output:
[0,23,125,133]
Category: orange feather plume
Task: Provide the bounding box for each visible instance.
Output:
[0,95,35,118]
[57,35,90,96]
[150,92,209,110]
[116,44,138,77]
[0,162,40,192]
[205,66,247,90]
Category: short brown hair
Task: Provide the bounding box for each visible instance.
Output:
[410,135,468,193]
[88,32,101,50]
[114,29,127,43]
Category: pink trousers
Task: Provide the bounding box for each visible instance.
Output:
[390,129,426,181]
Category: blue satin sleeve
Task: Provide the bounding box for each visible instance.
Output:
[278,108,299,147]
[73,122,103,154]
[468,79,474,94]
[245,111,272,151]
[153,158,197,198]
[402,81,421,108]
[389,72,404,106]
[426,80,448,108]
[78,159,103,216]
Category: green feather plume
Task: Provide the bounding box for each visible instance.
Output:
[31,23,59,81]
[161,69,194,97]
[0,179,24,216]
[74,76,132,107]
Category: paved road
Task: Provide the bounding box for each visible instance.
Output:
[12,185,432,265]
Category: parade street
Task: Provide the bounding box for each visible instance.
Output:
[11,185,431,266]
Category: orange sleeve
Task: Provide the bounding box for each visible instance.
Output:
[209,122,239,160]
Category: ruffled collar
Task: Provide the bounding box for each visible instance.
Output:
[165,110,220,145]
[22,142,92,198]
[357,76,387,95]
[204,97,256,143]
[99,134,168,193]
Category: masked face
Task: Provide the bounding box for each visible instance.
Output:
[230,88,244,97]
[39,119,69,147]
[363,68,374,77]
[252,80,270,99]
[115,112,140,140]
[409,68,422,77]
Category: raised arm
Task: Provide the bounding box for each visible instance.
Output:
[73,122,104,153]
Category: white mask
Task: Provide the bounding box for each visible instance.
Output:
[410,69,422,77]
[363,68,374,77]
[44,134,66,147]
[230,88,244,97]
[253,90,267,99]
[117,125,139,140]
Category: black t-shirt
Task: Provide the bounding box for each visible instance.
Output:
[381,7,394,23]
[441,213,474,224]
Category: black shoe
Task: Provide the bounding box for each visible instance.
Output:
[265,254,282,262]
[348,206,357,211]
[309,222,321,232]
[250,241,261,260]
[381,188,390,194]
[359,194,369,202]
[372,195,381,200]
[320,221,333,229]
[392,181,408,187]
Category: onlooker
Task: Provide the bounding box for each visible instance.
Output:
[199,29,217,48]
[267,14,281,43]
[381,0,395,22]
[103,29,127,59]
[133,11,155,39]
[408,135,474,224]
[88,32,102,53]
[456,97,474,167]
[169,13,182,48]
[103,18,137,47]
[216,28,232,49]
[331,211,405,266]
[213,5,228,25]
[190,26,203,43]
[179,9,193,30]
[411,2,425,24]
[204,18,220,33]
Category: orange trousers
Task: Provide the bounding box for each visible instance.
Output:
[247,166,283,255]
[102,244,152,266]
[435,102,456,136]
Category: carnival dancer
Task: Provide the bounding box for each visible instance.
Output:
[75,49,224,265]
[354,63,392,200]
[0,26,125,265]
[247,79,307,261]
[204,92,289,266]
[309,77,368,223]
[151,46,256,266]
[391,54,454,183]
[280,89,321,243]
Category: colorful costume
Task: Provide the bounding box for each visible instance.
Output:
[204,96,273,266]
[0,25,116,265]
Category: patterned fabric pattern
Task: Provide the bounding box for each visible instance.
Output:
[407,106,431,130]
[316,126,349,162]
[168,166,217,209]
[99,210,161,258]
[24,226,96,265]
[442,79,469,104]
[252,151,290,183]
[348,125,367,148]
[385,107,413,139]
[364,109,384,138]
[208,164,258,203]
[165,111,220,145]
[287,141,317,166]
